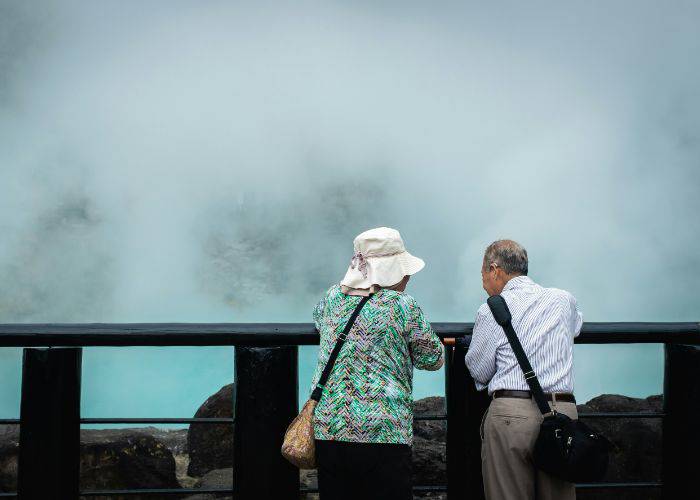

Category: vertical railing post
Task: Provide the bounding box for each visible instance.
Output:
[445,343,469,498]
[18,347,82,499]
[233,345,299,499]
[663,343,700,498]
[446,338,489,499]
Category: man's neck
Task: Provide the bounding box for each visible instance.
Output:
[498,274,526,293]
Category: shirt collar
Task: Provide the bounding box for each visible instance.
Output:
[502,275,533,292]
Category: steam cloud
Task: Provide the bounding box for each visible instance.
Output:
[1,1,699,418]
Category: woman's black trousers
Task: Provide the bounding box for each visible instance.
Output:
[315,439,413,500]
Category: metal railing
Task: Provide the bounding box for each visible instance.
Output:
[0,321,698,498]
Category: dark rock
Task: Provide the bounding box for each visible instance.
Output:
[300,468,317,498]
[0,442,17,494]
[187,384,234,477]
[0,426,18,493]
[412,435,446,487]
[413,396,447,491]
[84,427,188,455]
[198,467,231,489]
[143,428,188,455]
[80,430,180,499]
[89,427,191,488]
[0,426,180,498]
[414,396,447,442]
[576,394,662,500]
[183,468,233,500]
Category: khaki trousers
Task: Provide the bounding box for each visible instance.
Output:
[481,396,577,500]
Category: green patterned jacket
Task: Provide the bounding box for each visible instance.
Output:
[310,284,444,444]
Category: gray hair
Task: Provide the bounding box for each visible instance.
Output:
[483,240,528,276]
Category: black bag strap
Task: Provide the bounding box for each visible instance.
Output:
[310,294,372,402]
[486,295,553,415]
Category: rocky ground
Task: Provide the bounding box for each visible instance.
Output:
[0,388,663,499]
[577,395,662,500]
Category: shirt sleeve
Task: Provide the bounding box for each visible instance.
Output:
[464,305,500,391]
[405,299,444,371]
[312,294,326,331]
[569,293,583,338]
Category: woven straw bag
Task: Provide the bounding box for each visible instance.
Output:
[281,294,372,469]
[281,399,318,469]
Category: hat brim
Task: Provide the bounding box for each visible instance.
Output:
[340,251,425,289]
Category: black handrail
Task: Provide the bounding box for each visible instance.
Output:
[0,321,698,346]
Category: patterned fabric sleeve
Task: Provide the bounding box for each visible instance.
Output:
[312,293,326,331]
[405,298,444,371]
[309,291,329,396]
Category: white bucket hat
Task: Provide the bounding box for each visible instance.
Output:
[340,227,425,289]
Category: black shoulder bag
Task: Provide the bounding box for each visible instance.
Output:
[487,294,610,483]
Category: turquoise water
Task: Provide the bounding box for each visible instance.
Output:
[0,342,664,420]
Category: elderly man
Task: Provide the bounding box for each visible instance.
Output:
[465,240,583,500]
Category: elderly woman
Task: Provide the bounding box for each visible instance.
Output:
[310,227,444,500]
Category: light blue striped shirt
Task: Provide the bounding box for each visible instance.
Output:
[465,276,583,395]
